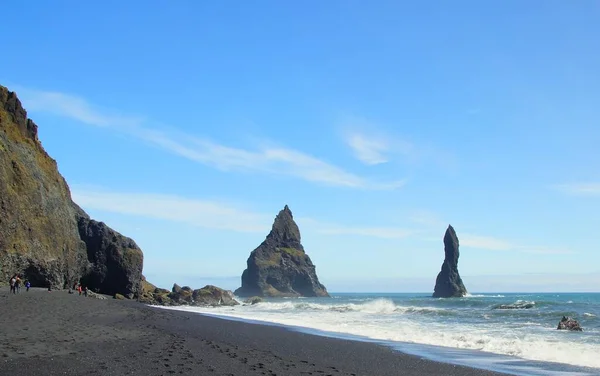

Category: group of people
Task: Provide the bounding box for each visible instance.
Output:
[70,282,88,297]
[9,274,31,294]
[7,274,91,296]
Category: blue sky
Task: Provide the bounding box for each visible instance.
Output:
[2,1,599,292]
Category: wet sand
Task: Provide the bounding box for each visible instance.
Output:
[0,287,506,375]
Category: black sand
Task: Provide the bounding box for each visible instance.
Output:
[0,287,506,376]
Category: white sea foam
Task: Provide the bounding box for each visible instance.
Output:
[465,294,506,298]
[492,300,536,310]
[583,312,596,317]
[250,298,437,314]
[159,300,600,369]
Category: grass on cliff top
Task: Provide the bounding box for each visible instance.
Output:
[0,107,31,146]
[195,288,213,296]
[256,252,282,267]
[278,247,304,258]
[0,107,61,183]
[122,247,143,268]
[255,247,304,267]
[141,279,157,293]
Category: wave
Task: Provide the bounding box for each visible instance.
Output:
[583,312,596,317]
[160,304,600,369]
[254,298,446,315]
[464,294,506,298]
[492,300,536,310]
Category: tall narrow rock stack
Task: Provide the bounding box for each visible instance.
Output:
[234,205,329,298]
[432,225,467,298]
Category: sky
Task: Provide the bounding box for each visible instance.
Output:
[1,1,599,292]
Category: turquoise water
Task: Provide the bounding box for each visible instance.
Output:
[162,292,600,375]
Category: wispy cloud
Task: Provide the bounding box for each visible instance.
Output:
[139,129,405,189]
[461,233,572,255]
[72,187,271,233]
[553,183,600,196]
[340,116,456,172]
[72,187,413,239]
[298,217,413,239]
[409,210,446,228]
[345,132,390,165]
[19,87,404,190]
[16,88,142,128]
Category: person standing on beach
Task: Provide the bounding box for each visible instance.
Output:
[25,280,31,292]
[9,276,16,294]
[15,275,22,293]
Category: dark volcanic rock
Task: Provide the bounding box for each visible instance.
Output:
[432,225,467,298]
[140,281,239,307]
[0,85,144,298]
[192,285,239,306]
[557,316,583,331]
[492,302,535,309]
[244,296,263,305]
[76,205,144,299]
[492,301,535,310]
[234,205,329,298]
[1,86,87,289]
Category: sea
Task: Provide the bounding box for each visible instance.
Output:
[160,292,600,376]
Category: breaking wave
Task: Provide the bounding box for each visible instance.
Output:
[159,292,600,370]
[492,300,536,310]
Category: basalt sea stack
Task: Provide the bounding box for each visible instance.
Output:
[0,85,143,298]
[432,225,467,298]
[235,205,329,298]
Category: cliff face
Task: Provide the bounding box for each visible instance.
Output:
[0,85,143,297]
[432,225,467,298]
[234,206,329,298]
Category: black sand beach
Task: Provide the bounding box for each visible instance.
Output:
[0,288,506,376]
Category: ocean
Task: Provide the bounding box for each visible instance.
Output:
[160,292,600,376]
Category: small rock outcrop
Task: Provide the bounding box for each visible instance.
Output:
[234,205,329,298]
[492,301,535,310]
[0,85,144,298]
[192,285,239,306]
[243,296,263,305]
[139,281,239,307]
[432,225,467,298]
[557,316,583,331]
[87,291,108,300]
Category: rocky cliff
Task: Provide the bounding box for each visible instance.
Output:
[234,205,329,297]
[432,225,467,298]
[0,85,143,297]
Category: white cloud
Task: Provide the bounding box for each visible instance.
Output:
[138,129,405,190]
[72,187,271,233]
[72,187,413,239]
[299,218,413,239]
[19,87,404,190]
[554,183,600,196]
[345,132,390,165]
[461,233,572,255]
[340,117,455,172]
[16,88,142,128]
[409,210,446,228]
